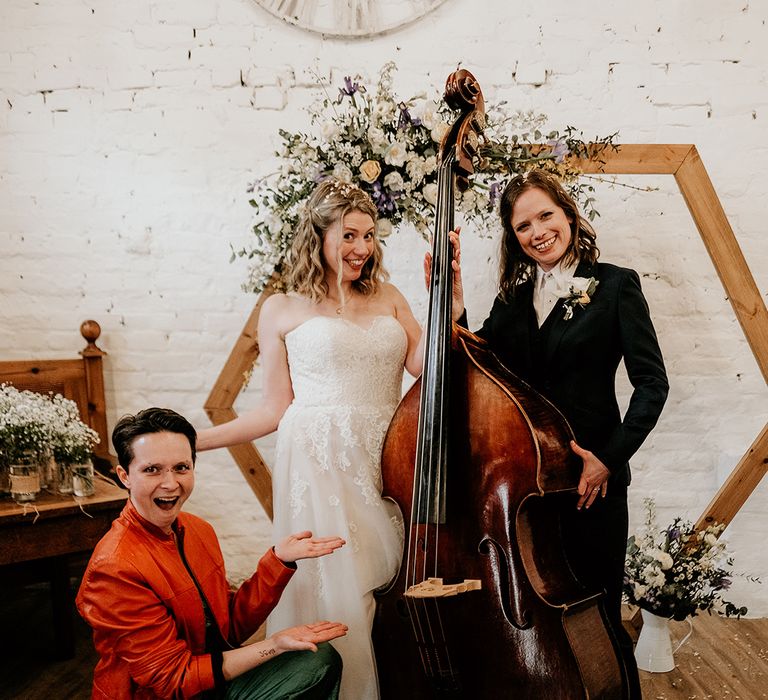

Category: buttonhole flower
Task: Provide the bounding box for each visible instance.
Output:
[558,276,599,320]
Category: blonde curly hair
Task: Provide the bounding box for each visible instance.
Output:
[284,179,388,303]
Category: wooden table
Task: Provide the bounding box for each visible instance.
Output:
[0,477,127,659]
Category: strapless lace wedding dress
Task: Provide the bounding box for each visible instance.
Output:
[267,315,406,700]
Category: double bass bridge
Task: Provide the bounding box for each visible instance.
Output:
[405,577,482,598]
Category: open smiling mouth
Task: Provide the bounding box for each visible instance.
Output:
[534,237,557,252]
[345,258,367,269]
[154,496,180,510]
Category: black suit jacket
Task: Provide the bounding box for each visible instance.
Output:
[476,261,669,486]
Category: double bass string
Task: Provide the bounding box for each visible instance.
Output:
[430,153,455,579]
[409,153,455,582]
[402,153,459,685]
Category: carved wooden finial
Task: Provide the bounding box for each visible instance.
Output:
[81,319,101,343]
[80,320,106,357]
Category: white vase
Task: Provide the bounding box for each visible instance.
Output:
[635,609,675,672]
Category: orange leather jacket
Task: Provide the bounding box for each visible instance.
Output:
[76,500,295,699]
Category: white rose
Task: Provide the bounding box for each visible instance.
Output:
[373,100,396,121]
[418,102,439,130]
[384,140,408,167]
[367,126,388,153]
[383,171,405,192]
[422,183,438,206]
[568,277,592,293]
[655,551,674,570]
[332,162,353,183]
[377,219,393,238]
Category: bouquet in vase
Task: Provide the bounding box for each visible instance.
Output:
[623,498,750,621]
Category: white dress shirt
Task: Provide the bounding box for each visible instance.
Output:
[533,261,579,327]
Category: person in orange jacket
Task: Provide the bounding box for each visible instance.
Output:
[77,407,347,699]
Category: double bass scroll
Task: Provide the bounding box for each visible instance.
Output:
[372,68,628,699]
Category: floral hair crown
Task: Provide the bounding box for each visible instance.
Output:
[322,178,375,209]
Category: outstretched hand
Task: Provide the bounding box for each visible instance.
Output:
[271,621,349,653]
[570,440,610,510]
[274,531,345,563]
[423,227,465,322]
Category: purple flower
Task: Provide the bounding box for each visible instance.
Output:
[712,574,732,590]
[397,101,421,130]
[488,181,502,211]
[337,76,365,101]
[371,181,398,216]
[547,138,569,163]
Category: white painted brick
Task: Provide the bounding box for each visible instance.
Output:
[107,67,155,90]
[194,25,256,46]
[190,45,251,71]
[513,62,548,87]
[152,69,212,89]
[150,1,217,27]
[131,24,194,48]
[241,65,296,88]
[101,89,136,111]
[250,85,287,110]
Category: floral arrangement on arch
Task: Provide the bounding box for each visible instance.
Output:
[234,62,618,294]
[0,383,99,466]
[623,498,751,621]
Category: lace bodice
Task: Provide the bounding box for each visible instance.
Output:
[284,315,407,409]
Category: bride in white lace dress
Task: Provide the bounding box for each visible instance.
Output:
[198,179,462,699]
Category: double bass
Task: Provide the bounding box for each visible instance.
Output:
[372,69,629,699]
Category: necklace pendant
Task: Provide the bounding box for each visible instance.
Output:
[335,307,343,315]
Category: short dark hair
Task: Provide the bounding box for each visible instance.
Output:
[112,407,196,470]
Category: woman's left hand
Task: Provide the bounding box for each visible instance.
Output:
[570,440,610,510]
[274,531,346,563]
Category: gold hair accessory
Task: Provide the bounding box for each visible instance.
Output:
[326,178,358,198]
[322,178,376,210]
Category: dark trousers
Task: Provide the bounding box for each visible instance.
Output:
[225,642,342,700]
[562,488,642,700]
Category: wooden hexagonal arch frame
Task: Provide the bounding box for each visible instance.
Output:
[205,144,768,526]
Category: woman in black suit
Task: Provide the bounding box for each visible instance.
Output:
[458,170,669,697]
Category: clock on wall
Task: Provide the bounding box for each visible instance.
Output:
[252,0,449,38]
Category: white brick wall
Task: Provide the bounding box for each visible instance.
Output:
[1,0,766,613]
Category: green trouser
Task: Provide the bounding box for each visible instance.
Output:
[225,643,342,700]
